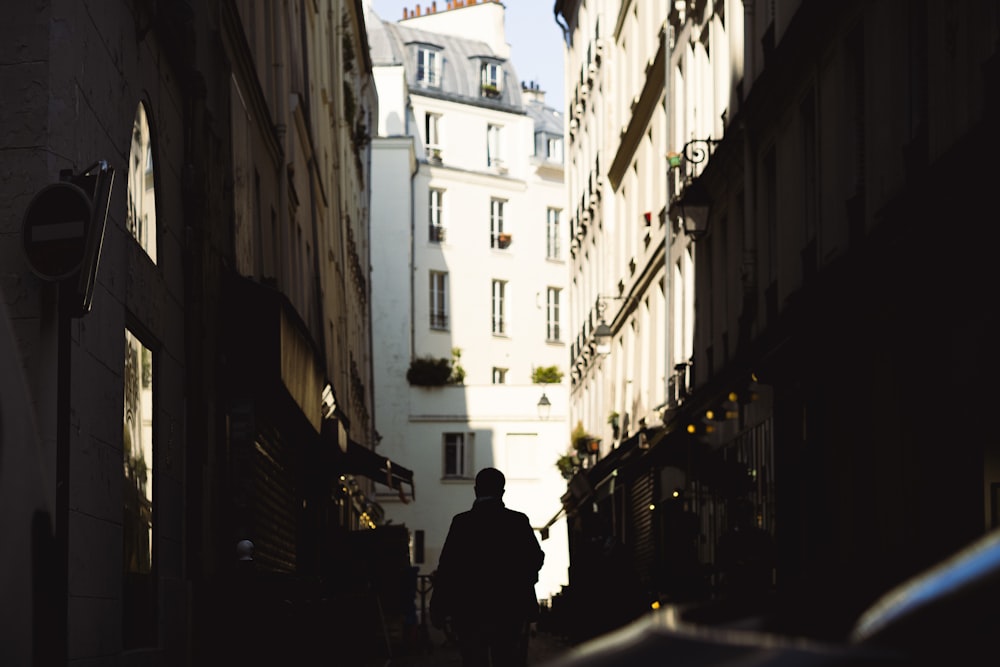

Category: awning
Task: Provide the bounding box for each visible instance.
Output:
[340,439,416,502]
[320,418,416,502]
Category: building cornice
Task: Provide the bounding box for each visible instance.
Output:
[608,25,666,190]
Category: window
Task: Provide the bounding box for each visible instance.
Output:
[481,62,502,96]
[444,432,473,478]
[424,112,441,161]
[492,367,508,384]
[492,279,507,335]
[487,124,504,168]
[429,188,445,242]
[546,137,563,163]
[417,47,441,87]
[490,198,509,249]
[546,208,561,259]
[123,328,155,647]
[546,287,561,341]
[430,271,448,329]
[127,103,157,262]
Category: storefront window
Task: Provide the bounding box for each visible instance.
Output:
[123,328,155,646]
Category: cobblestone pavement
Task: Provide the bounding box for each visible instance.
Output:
[370,625,576,666]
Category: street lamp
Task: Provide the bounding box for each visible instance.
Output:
[537,392,552,420]
[672,177,712,240]
[592,295,626,355]
[667,138,720,241]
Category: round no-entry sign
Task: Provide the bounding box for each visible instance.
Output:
[21,182,93,281]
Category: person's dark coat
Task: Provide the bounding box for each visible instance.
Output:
[431,497,544,627]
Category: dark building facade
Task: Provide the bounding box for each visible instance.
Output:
[553,0,1000,644]
[1,1,413,664]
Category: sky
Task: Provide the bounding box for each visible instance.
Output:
[370,0,567,112]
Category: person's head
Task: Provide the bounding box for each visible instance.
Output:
[474,467,505,499]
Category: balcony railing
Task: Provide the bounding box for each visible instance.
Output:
[430,312,448,329]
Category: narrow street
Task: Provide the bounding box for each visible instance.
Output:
[370,625,575,667]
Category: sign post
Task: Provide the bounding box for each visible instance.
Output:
[19,161,114,664]
[21,161,114,316]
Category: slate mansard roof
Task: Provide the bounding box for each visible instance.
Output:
[371,14,525,113]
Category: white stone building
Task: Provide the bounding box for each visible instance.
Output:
[366,0,571,602]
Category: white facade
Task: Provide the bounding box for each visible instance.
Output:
[367,0,571,602]
[564,0,741,463]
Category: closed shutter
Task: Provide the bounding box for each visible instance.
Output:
[628,469,656,589]
[249,425,298,573]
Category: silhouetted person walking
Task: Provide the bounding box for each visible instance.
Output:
[430,467,545,666]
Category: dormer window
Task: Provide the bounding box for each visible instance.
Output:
[417,47,442,87]
[481,62,502,97]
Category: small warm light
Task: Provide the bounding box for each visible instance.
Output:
[651,600,661,610]
[686,424,696,434]
[728,392,739,402]
[671,489,680,498]
[751,372,759,382]
[705,410,715,420]
[705,425,716,434]
[648,503,656,511]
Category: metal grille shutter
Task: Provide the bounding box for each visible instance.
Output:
[628,469,656,589]
[249,426,298,573]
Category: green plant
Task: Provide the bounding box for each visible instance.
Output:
[449,348,466,385]
[571,420,598,458]
[406,348,465,386]
[556,453,579,480]
[406,356,452,386]
[532,365,563,384]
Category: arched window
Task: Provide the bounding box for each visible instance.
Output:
[127,103,157,262]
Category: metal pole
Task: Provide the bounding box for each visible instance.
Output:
[663,23,674,406]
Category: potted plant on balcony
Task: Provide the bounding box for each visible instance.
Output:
[406,356,452,386]
[532,365,563,384]
[481,83,500,98]
[608,411,620,440]
[497,232,512,248]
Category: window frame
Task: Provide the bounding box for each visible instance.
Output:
[492,279,507,336]
[123,326,157,648]
[429,188,445,242]
[127,102,158,263]
[429,270,449,330]
[490,198,508,249]
[424,112,442,161]
[443,432,474,479]
[417,47,441,87]
[481,62,503,95]
[546,207,561,260]
[546,287,562,342]
[487,123,504,168]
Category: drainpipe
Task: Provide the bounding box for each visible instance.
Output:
[740,0,758,352]
[663,21,674,407]
[299,3,329,377]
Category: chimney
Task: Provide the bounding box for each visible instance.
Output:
[431,1,437,12]
[415,5,421,16]
[403,7,408,18]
